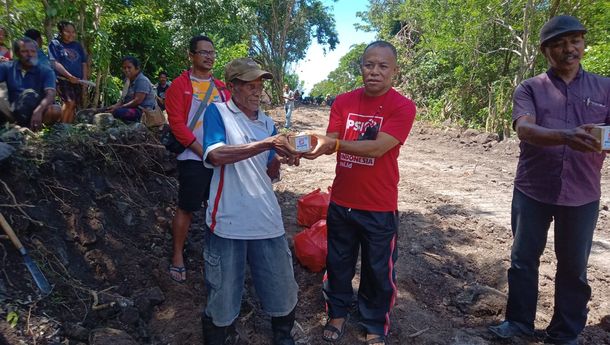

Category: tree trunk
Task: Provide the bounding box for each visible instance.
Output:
[78,2,91,108]
[514,0,534,87]
[91,1,103,108]
[549,0,561,18]
[40,0,55,41]
[3,0,11,26]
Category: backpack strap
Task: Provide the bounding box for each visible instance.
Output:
[187,80,216,130]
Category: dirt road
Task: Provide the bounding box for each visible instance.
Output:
[253,106,610,345]
[1,105,609,345]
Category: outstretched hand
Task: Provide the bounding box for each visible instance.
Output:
[302,134,337,160]
[267,133,299,158]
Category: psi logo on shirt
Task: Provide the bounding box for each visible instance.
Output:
[340,113,383,168]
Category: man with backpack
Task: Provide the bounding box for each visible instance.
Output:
[165,35,230,283]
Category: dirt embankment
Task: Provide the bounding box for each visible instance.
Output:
[0,107,609,345]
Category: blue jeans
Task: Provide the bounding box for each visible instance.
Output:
[202,227,298,326]
[284,102,293,128]
[506,188,597,342]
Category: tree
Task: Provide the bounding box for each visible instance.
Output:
[356,0,609,134]
[310,43,366,97]
[246,0,339,102]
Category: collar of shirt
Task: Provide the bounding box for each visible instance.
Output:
[226,99,265,123]
[15,61,38,77]
[546,65,584,83]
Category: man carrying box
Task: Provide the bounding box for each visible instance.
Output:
[201,58,300,345]
[488,15,610,345]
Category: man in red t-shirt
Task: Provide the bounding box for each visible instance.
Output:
[304,41,416,345]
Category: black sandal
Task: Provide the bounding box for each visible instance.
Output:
[322,316,348,342]
[168,265,186,283]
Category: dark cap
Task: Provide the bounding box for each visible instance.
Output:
[225,58,273,82]
[540,15,587,46]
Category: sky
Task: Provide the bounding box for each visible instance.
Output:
[295,0,376,94]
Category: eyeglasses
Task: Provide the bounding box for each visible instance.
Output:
[192,49,216,57]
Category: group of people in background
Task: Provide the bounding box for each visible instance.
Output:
[0,20,164,130]
[0,13,607,345]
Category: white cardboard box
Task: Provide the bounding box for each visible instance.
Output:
[289,134,313,153]
[591,125,610,151]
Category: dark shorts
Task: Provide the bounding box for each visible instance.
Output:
[12,89,42,127]
[56,79,82,104]
[177,159,213,212]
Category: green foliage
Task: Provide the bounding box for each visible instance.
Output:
[106,8,180,78]
[310,43,366,97]
[580,0,610,76]
[211,40,250,80]
[7,310,18,328]
[247,0,339,102]
[354,0,610,133]
[283,72,304,91]
[0,0,327,107]
[0,1,45,39]
[583,43,610,76]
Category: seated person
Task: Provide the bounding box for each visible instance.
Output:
[107,56,156,122]
[0,37,60,130]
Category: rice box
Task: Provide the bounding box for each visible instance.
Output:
[289,134,313,153]
[590,125,610,151]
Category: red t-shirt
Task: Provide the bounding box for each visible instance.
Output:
[326,87,416,211]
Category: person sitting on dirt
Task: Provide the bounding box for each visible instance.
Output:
[0,27,12,62]
[106,56,156,123]
[488,16,610,345]
[24,29,52,71]
[302,41,416,345]
[155,71,171,111]
[164,35,230,284]
[201,57,300,345]
[48,20,88,124]
[0,37,61,130]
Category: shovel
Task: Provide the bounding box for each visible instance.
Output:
[0,213,52,295]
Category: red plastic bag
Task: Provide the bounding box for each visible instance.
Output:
[297,187,331,227]
[294,219,327,272]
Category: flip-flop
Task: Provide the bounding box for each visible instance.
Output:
[168,265,186,283]
[322,315,349,342]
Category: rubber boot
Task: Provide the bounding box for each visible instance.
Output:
[202,315,238,345]
[271,308,296,345]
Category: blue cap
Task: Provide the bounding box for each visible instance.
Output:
[540,15,587,46]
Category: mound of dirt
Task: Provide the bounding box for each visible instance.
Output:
[0,120,180,345]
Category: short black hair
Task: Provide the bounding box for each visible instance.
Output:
[361,40,398,63]
[158,71,168,77]
[57,21,75,33]
[24,29,42,41]
[121,56,141,69]
[12,37,36,56]
[189,35,214,53]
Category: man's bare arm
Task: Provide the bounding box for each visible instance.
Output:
[303,132,399,159]
[207,134,297,166]
[515,115,599,152]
